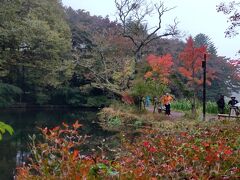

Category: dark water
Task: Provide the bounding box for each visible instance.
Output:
[0,108,113,180]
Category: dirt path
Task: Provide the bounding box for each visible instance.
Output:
[146,106,218,121]
[146,106,185,120]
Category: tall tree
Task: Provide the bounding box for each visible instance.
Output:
[178,36,215,113]
[144,54,173,84]
[194,33,240,99]
[194,33,218,56]
[66,8,135,96]
[115,0,179,62]
[143,54,173,98]
[0,0,72,102]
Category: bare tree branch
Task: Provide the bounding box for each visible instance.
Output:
[115,0,179,62]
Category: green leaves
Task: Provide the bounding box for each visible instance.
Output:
[89,163,119,177]
[0,0,72,97]
[0,121,14,141]
[0,83,22,108]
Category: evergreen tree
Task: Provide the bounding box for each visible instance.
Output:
[193,33,237,100]
[0,0,72,103]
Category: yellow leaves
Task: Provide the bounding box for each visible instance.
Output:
[113,57,135,87]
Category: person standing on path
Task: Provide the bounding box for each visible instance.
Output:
[217,95,225,114]
[228,96,239,116]
[228,96,238,107]
[161,93,174,115]
[145,96,151,107]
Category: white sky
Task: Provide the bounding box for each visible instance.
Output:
[62,0,240,59]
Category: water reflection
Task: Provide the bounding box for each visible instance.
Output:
[0,108,112,180]
[16,151,30,167]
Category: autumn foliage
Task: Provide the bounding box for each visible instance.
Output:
[144,54,174,84]
[178,36,215,86]
[16,120,240,179]
[16,121,119,179]
[121,92,135,104]
[228,59,240,80]
[119,123,240,179]
[178,36,216,112]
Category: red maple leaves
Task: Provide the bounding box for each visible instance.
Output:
[178,36,215,86]
[144,36,216,88]
[144,54,174,84]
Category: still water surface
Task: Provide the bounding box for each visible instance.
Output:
[0,108,112,180]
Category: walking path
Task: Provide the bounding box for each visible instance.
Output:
[146,106,185,120]
[146,106,218,121]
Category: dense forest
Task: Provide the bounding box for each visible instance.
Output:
[0,0,239,108]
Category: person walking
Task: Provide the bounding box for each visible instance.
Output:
[217,95,225,114]
[161,93,174,115]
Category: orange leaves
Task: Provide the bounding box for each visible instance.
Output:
[121,92,135,104]
[16,120,240,179]
[147,54,173,68]
[16,121,89,179]
[73,120,82,130]
[144,71,153,79]
[16,121,122,179]
[178,67,192,80]
[178,36,215,87]
[16,168,28,179]
[145,54,174,84]
[62,122,69,128]
[119,124,240,178]
[179,36,206,67]
[72,150,79,160]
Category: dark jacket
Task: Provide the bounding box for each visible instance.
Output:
[228,99,238,106]
[217,97,225,108]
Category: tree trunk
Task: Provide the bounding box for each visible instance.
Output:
[135,49,142,62]
[192,93,196,114]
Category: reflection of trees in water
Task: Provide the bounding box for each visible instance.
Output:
[16,151,29,167]
[0,109,113,180]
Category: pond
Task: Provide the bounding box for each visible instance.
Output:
[0,108,114,180]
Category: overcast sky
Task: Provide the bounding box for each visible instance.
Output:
[62,0,240,59]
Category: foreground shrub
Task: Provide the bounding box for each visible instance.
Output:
[16,121,119,179]
[16,120,240,179]
[119,121,240,179]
